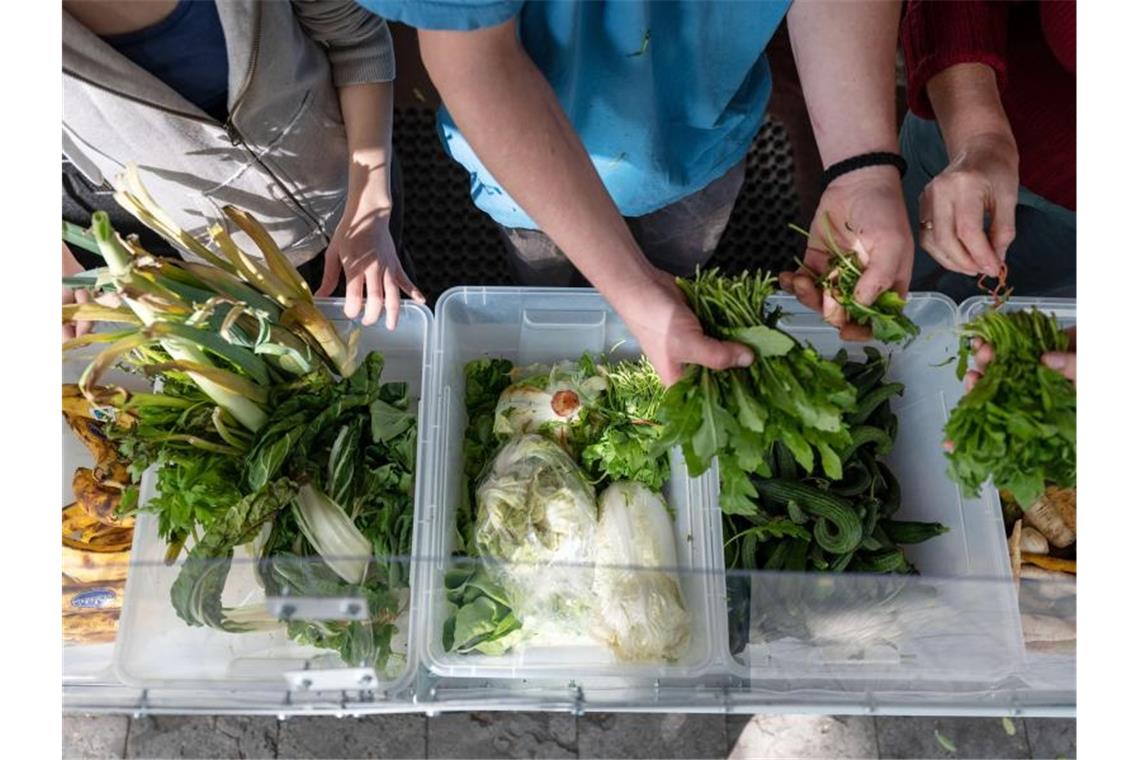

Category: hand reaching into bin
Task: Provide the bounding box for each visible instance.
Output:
[417,20,751,386]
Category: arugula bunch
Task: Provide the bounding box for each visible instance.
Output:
[792,214,919,344]
[944,308,1076,507]
[658,268,858,515]
[579,356,669,490]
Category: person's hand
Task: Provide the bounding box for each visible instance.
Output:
[918,131,1019,278]
[779,166,914,341]
[62,242,91,341]
[619,268,754,386]
[964,327,1076,391]
[317,206,425,330]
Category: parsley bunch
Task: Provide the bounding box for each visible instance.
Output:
[658,268,858,515]
[792,214,919,345]
[944,308,1076,507]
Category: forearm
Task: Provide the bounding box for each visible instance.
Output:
[926,63,1015,158]
[418,23,653,303]
[787,0,902,166]
[336,80,394,215]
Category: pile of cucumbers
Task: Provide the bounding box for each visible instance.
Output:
[723,348,948,575]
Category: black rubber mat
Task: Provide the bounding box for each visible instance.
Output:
[392,107,803,303]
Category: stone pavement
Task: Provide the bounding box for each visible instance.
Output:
[63,713,1075,759]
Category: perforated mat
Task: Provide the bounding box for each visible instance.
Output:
[392,107,803,303]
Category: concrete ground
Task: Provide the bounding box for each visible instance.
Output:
[63,713,1075,759]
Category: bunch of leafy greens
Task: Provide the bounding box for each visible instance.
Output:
[446,354,679,658]
[579,356,670,490]
[163,353,417,673]
[457,358,515,555]
[593,482,689,661]
[65,184,417,673]
[791,214,919,344]
[944,308,1076,507]
[658,268,858,515]
[722,349,948,653]
[722,349,946,574]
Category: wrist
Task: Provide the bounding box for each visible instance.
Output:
[928,63,1014,154]
[826,163,903,192]
[590,248,661,309]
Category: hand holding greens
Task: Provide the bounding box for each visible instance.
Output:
[945,308,1076,507]
[657,268,858,515]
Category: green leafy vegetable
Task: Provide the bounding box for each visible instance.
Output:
[579,356,670,490]
[722,350,946,575]
[792,214,920,344]
[658,268,858,515]
[593,482,690,661]
[944,308,1075,506]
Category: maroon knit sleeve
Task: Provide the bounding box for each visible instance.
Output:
[901,0,1011,119]
[1040,0,1076,74]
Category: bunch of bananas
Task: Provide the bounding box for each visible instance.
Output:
[62,384,134,644]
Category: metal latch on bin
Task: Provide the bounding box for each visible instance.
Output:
[265,595,370,622]
[283,666,380,692]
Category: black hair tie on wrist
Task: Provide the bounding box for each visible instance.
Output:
[821,152,908,191]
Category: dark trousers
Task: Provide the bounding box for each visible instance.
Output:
[498,159,748,286]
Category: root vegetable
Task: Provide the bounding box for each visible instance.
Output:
[1019,565,1075,600]
[1022,552,1076,574]
[1019,525,1050,555]
[1008,519,1022,582]
[1022,487,1075,549]
[1021,613,1076,643]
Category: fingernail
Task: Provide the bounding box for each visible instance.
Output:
[736,350,754,367]
[1043,354,1065,370]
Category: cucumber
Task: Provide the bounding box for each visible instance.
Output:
[840,425,893,462]
[784,539,809,571]
[831,458,872,496]
[850,382,904,425]
[774,440,798,480]
[755,479,862,554]
[853,548,908,573]
[881,519,949,544]
[831,550,855,573]
[862,498,881,541]
[878,465,902,517]
[852,361,888,398]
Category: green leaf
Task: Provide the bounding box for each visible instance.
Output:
[370,399,414,443]
[725,324,795,358]
[328,420,362,507]
[934,729,957,753]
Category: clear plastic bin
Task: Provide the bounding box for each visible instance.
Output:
[60,291,1075,717]
[62,344,150,684]
[705,294,1024,683]
[112,301,433,694]
[957,296,1077,694]
[419,287,718,680]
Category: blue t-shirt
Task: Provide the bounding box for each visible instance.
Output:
[102,0,230,123]
[358,0,790,230]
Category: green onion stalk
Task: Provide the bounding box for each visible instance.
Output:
[63,164,360,437]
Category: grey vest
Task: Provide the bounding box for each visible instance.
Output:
[63,0,395,265]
